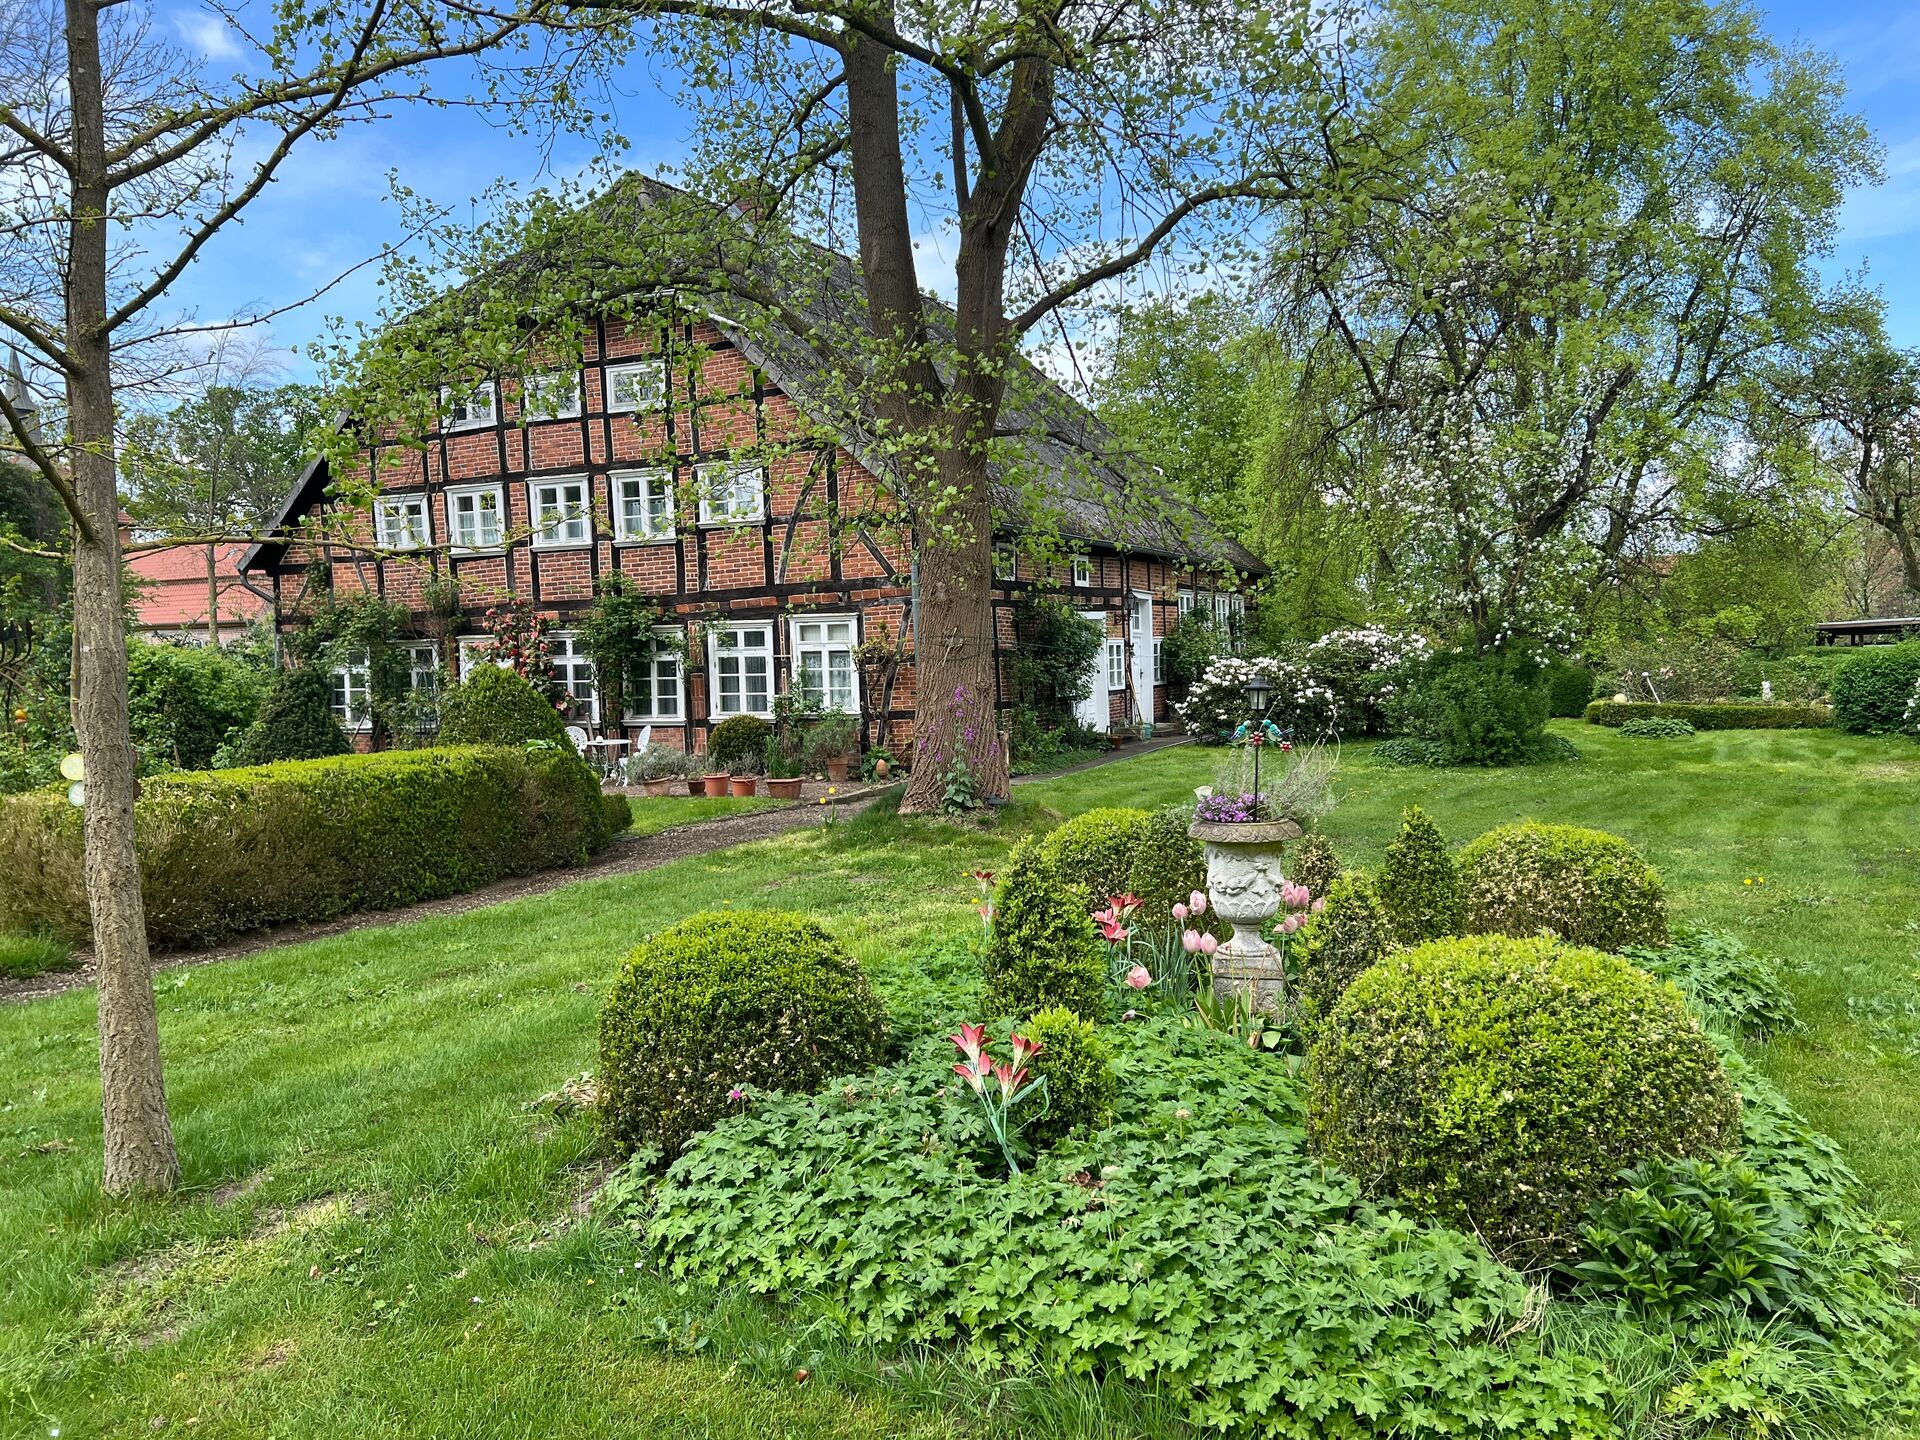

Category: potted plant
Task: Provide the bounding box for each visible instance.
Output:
[700,758,730,797]
[728,751,763,797]
[1188,674,1336,1014]
[626,743,686,798]
[805,712,859,783]
[764,736,804,800]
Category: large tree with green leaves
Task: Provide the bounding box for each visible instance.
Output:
[1264,0,1876,650]
[0,0,579,1193]
[330,0,1362,812]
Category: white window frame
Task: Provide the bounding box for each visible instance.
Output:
[528,475,591,549]
[549,631,598,722]
[623,628,685,723]
[707,621,775,719]
[789,613,860,715]
[446,483,505,552]
[441,381,497,432]
[1152,638,1164,684]
[330,652,371,731]
[1105,638,1126,691]
[696,461,764,526]
[612,468,676,543]
[455,636,500,680]
[606,359,666,413]
[523,369,582,421]
[374,493,429,551]
[993,543,1017,583]
[1177,589,1196,617]
[403,641,439,697]
[1072,556,1094,588]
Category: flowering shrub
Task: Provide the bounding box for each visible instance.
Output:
[1304,628,1433,735]
[1307,934,1741,1266]
[472,599,559,696]
[597,908,890,1160]
[1175,654,1339,742]
[1458,821,1668,951]
[1907,675,1920,737]
[1194,791,1274,824]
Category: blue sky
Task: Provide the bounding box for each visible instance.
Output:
[154,0,1920,380]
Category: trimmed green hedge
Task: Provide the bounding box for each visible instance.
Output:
[1583,700,1832,730]
[0,745,613,948]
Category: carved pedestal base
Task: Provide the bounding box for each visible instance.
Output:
[1189,817,1303,1014]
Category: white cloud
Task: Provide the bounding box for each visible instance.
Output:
[173,9,244,62]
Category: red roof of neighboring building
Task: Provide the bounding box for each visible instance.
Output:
[126,541,271,631]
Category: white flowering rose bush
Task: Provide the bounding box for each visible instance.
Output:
[1305,628,1435,735]
[1175,655,1340,742]
[1906,676,1920,738]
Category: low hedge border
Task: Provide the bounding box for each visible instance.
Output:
[0,745,614,948]
[1584,700,1832,730]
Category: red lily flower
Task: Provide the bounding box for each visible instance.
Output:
[1107,892,1143,916]
[949,1021,989,1070]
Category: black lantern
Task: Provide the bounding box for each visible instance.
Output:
[1243,674,1273,809]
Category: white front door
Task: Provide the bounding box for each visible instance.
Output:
[1129,592,1155,724]
[1075,610,1109,732]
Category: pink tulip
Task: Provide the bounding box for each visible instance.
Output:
[1189,891,1208,916]
[1172,902,1189,923]
[1312,897,1326,913]
[1199,934,1219,957]
[1126,964,1152,990]
[1182,929,1203,954]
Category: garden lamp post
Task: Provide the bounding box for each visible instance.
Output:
[1244,674,1273,802]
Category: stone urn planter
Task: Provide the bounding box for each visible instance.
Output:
[702,771,730,798]
[641,776,676,798]
[1188,815,1304,1013]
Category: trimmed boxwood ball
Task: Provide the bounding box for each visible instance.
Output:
[598,909,890,1160]
[1378,805,1462,945]
[1291,870,1394,1028]
[601,793,633,834]
[1124,806,1207,917]
[1306,934,1741,1265]
[1287,831,1343,899]
[1041,806,1151,903]
[984,838,1108,1020]
[437,664,570,746]
[233,664,350,765]
[1020,1006,1117,1149]
[1459,821,1668,950]
[707,714,771,772]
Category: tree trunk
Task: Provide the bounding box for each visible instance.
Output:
[902,465,1011,811]
[206,543,221,647]
[841,22,1009,812]
[66,0,180,1194]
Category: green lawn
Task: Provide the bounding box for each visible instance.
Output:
[1,722,1916,1438]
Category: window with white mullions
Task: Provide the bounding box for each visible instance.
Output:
[441,381,496,431]
[550,632,597,721]
[696,461,764,525]
[330,652,371,729]
[1072,556,1093,587]
[523,369,581,421]
[374,494,428,551]
[791,615,858,713]
[1105,638,1126,690]
[606,359,665,413]
[530,477,591,548]
[625,629,684,721]
[612,468,675,542]
[447,484,504,550]
[403,642,439,697]
[709,622,773,717]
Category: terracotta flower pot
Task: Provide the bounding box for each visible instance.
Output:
[702,772,730,797]
[824,756,851,783]
[729,775,759,797]
[765,776,803,800]
[684,777,704,796]
[641,777,675,797]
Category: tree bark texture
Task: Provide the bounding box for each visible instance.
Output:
[65,0,181,1194]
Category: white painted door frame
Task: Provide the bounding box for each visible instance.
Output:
[1076,609,1110,732]
[1129,591,1155,725]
